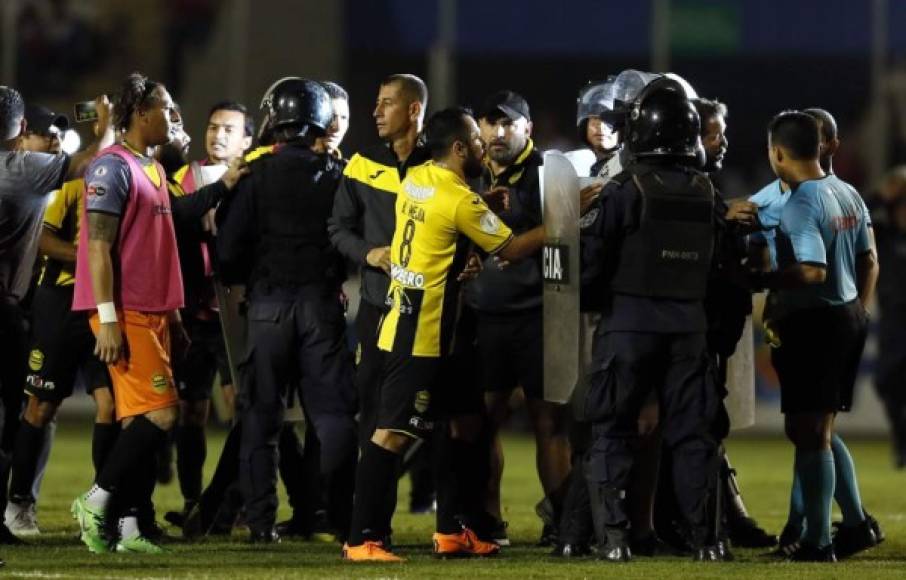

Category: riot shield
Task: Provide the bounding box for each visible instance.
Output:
[541,151,582,403]
[189,162,246,393]
[725,315,756,430]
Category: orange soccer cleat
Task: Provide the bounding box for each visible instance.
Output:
[342,541,405,562]
[433,527,501,558]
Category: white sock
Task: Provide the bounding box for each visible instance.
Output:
[118,515,140,540]
[84,484,112,510]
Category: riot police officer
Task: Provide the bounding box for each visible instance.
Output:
[581,76,723,562]
[215,78,358,542]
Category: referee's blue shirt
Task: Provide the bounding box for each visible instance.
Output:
[774,175,871,314]
[749,178,790,270]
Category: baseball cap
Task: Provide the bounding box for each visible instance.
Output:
[477,90,531,122]
[25,104,69,136]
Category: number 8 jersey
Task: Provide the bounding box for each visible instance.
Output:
[378,161,514,357]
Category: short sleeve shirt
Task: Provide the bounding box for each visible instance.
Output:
[378,162,513,357]
[774,175,871,313]
[0,150,68,299]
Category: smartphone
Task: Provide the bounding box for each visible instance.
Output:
[73,100,98,123]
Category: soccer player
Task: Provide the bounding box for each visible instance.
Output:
[70,73,185,554]
[343,107,546,562]
[752,111,879,562]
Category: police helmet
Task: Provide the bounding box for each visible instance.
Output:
[259,77,332,137]
[624,75,701,160]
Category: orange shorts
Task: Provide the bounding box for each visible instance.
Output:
[89,310,179,420]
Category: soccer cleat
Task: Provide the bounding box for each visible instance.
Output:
[832,518,877,559]
[789,542,836,562]
[433,527,500,558]
[490,519,510,547]
[599,544,632,562]
[116,534,164,554]
[767,522,802,558]
[342,540,404,562]
[71,494,110,553]
[4,501,39,536]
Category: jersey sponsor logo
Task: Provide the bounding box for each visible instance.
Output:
[86,183,106,197]
[404,181,435,201]
[831,215,859,232]
[479,211,501,234]
[26,375,54,391]
[413,389,431,413]
[368,169,386,180]
[154,204,173,215]
[28,349,44,372]
[390,263,425,288]
[151,373,170,393]
[408,416,434,432]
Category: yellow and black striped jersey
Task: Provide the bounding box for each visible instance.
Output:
[378,162,514,357]
[38,178,84,287]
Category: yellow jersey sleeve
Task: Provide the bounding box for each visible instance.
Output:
[245,145,275,162]
[453,193,513,254]
[43,179,82,232]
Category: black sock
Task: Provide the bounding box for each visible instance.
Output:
[92,423,121,479]
[8,421,46,502]
[176,424,206,503]
[348,442,401,546]
[434,427,462,534]
[97,415,166,492]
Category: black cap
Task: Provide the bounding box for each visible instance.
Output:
[25,104,69,135]
[477,90,531,122]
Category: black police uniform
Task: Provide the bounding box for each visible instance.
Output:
[582,161,719,553]
[216,138,357,538]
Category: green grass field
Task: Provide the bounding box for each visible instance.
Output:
[3,421,906,579]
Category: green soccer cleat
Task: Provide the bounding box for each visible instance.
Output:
[116,534,164,554]
[71,494,111,554]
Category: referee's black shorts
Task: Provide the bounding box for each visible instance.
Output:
[475,308,544,400]
[771,300,868,414]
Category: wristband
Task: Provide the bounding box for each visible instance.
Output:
[97,302,118,324]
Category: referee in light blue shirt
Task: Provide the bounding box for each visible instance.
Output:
[750,111,879,562]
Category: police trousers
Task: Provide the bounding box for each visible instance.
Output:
[238,285,358,534]
[585,330,718,546]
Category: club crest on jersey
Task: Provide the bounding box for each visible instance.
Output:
[480,211,501,234]
[414,390,431,413]
[28,349,44,371]
[151,373,170,393]
[94,166,108,177]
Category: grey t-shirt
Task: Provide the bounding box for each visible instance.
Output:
[0,150,69,300]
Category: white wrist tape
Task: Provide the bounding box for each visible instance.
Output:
[97,302,118,324]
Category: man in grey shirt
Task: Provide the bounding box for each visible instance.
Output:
[0,86,113,548]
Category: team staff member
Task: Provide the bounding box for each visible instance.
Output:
[328,74,431,540]
[166,100,253,525]
[70,73,185,555]
[215,78,358,543]
[465,90,569,546]
[581,77,722,562]
[343,107,546,562]
[753,111,879,562]
[0,87,114,552]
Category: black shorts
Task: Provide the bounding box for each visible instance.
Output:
[433,304,482,417]
[25,284,111,402]
[376,353,440,439]
[476,308,544,399]
[771,301,868,414]
[174,315,232,402]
